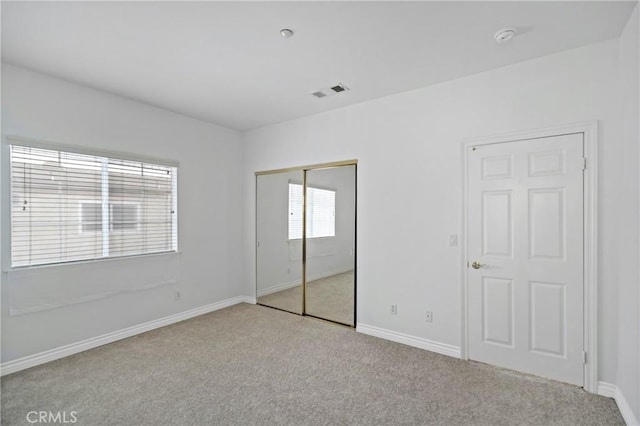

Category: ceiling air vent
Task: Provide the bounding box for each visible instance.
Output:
[311,83,349,99]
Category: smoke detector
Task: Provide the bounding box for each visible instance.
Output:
[280,29,294,38]
[494,28,516,44]
[311,83,350,99]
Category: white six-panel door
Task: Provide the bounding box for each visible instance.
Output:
[467,133,584,385]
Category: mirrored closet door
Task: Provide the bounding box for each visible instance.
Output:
[256,161,356,326]
[304,165,356,325]
[256,170,304,315]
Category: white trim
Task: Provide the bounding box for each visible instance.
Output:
[460,140,470,361]
[0,296,252,376]
[171,168,178,252]
[598,382,640,425]
[356,323,460,358]
[460,121,599,393]
[597,381,617,398]
[5,249,180,273]
[583,121,599,394]
[241,296,257,304]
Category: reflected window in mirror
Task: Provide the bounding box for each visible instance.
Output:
[288,183,335,239]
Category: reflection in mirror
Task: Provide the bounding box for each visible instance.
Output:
[305,165,356,326]
[256,170,303,314]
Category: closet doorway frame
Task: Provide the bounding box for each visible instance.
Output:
[255,159,358,327]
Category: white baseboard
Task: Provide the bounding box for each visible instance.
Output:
[1,295,252,376]
[598,381,639,425]
[356,323,461,359]
[242,296,257,304]
[597,381,617,398]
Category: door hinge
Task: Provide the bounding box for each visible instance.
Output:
[583,351,588,364]
[583,157,587,171]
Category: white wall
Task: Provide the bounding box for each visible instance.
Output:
[1,63,244,362]
[243,40,624,385]
[2,24,636,411]
[617,3,640,422]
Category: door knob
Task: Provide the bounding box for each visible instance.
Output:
[471,261,484,269]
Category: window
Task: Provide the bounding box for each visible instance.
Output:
[111,203,139,231]
[80,202,140,232]
[10,144,178,267]
[80,202,102,233]
[288,183,335,240]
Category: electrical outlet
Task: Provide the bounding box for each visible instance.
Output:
[391,304,398,315]
[175,291,181,301]
[425,311,433,322]
[449,234,458,247]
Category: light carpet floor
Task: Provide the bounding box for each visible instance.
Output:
[258,271,354,325]
[1,303,624,425]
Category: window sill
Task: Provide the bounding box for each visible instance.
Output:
[4,250,180,273]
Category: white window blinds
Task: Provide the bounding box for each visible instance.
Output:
[288,183,335,240]
[10,144,178,267]
[288,183,304,239]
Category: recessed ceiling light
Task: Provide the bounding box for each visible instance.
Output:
[280,29,294,38]
[494,28,516,44]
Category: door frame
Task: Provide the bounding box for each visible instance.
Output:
[460,121,598,393]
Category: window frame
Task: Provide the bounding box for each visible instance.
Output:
[5,136,179,270]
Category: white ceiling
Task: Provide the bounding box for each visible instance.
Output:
[2,1,636,131]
